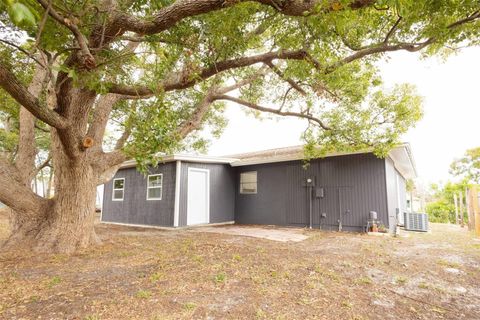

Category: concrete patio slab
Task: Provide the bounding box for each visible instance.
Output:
[191,225,309,242]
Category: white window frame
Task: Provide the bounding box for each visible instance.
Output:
[147,174,163,200]
[112,178,125,201]
[240,171,257,194]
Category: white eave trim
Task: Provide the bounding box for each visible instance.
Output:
[388,143,417,179]
[120,154,238,169]
[230,149,369,167]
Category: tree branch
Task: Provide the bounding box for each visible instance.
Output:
[0,157,50,215]
[0,62,68,129]
[265,61,306,95]
[384,16,402,43]
[113,0,375,35]
[213,94,331,130]
[36,0,95,69]
[32,154,52,178]
[0,39,47,68]
[107,50,310,97]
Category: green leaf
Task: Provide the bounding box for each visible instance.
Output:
[8,2,37,27]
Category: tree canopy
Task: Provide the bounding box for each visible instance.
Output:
[4,0,479,166]
[450,147,480,184]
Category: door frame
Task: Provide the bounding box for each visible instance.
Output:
[187,167,210,226]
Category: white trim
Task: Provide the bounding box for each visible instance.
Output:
[230,149,369,167]
[173,160,182,227]
[100,220,234,230]
[187,167,210,226]
[112,178,125,201]
[120,154,237,169]
[146,174,163,200]
[101,221,176,230]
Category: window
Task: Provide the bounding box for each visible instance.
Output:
[240,171,257,194]
[112,178,125,201]
[147,174,163,200]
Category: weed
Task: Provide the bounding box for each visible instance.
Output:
[180,239,194,254]
[355,276,372,285]
[192,255,204,263]
[436,259,460,268]
[183,302,197,311]
[232,254,242,262]
[256,247,266,254]
[213,272,226,284]
[50,254,69,263]
[48,276,62,287]
[319,269,340,282]
[395,276,407,285]
[117,251,133,258]
[84,316,100,320]
[255,308,267,319]
[135,290,152,299]
[418,282,429,289]
[150,272,164,283]
[341,300,353,308]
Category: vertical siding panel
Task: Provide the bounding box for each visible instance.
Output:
[179,162,235,227]
[235,153,389,232]
[101,162,176,227]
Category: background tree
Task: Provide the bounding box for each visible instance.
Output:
[450,147,480,184]
[0,0,479,253]
[426,181,470,223]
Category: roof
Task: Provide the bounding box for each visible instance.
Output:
[226,144,417,179]
[119,144,417,179]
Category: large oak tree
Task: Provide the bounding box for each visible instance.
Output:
[0,0,479,253]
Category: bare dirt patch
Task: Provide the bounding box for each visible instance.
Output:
[191,225,309,242]
[1,215,479,319]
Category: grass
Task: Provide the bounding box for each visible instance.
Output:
[436,259,461,268]
[213,272,226,284]
[0,217,479,320]
[394,276,408,285]
[355,276,372,285]
[48,276,62,288]
[183,302,197,311]
[135,290,152,299]
[150,272,164,282]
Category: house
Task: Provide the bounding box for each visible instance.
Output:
[101,144,416,233]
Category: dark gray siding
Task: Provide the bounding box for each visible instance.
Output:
[102,163,176,227]
[235,153,389,231]
[178,162,235,226]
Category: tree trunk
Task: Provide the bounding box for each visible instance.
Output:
[3,164,99,253]
[3,134,100,253]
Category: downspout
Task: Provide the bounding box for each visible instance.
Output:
[309,184,313,229]
[173,160,182,227]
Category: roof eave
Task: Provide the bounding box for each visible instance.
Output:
[119,154,238,169]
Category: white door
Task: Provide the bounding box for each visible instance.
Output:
[187,168,210,225]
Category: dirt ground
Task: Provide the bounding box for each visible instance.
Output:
[1,211,480,320]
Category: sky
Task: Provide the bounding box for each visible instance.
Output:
[207,46,480,186]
